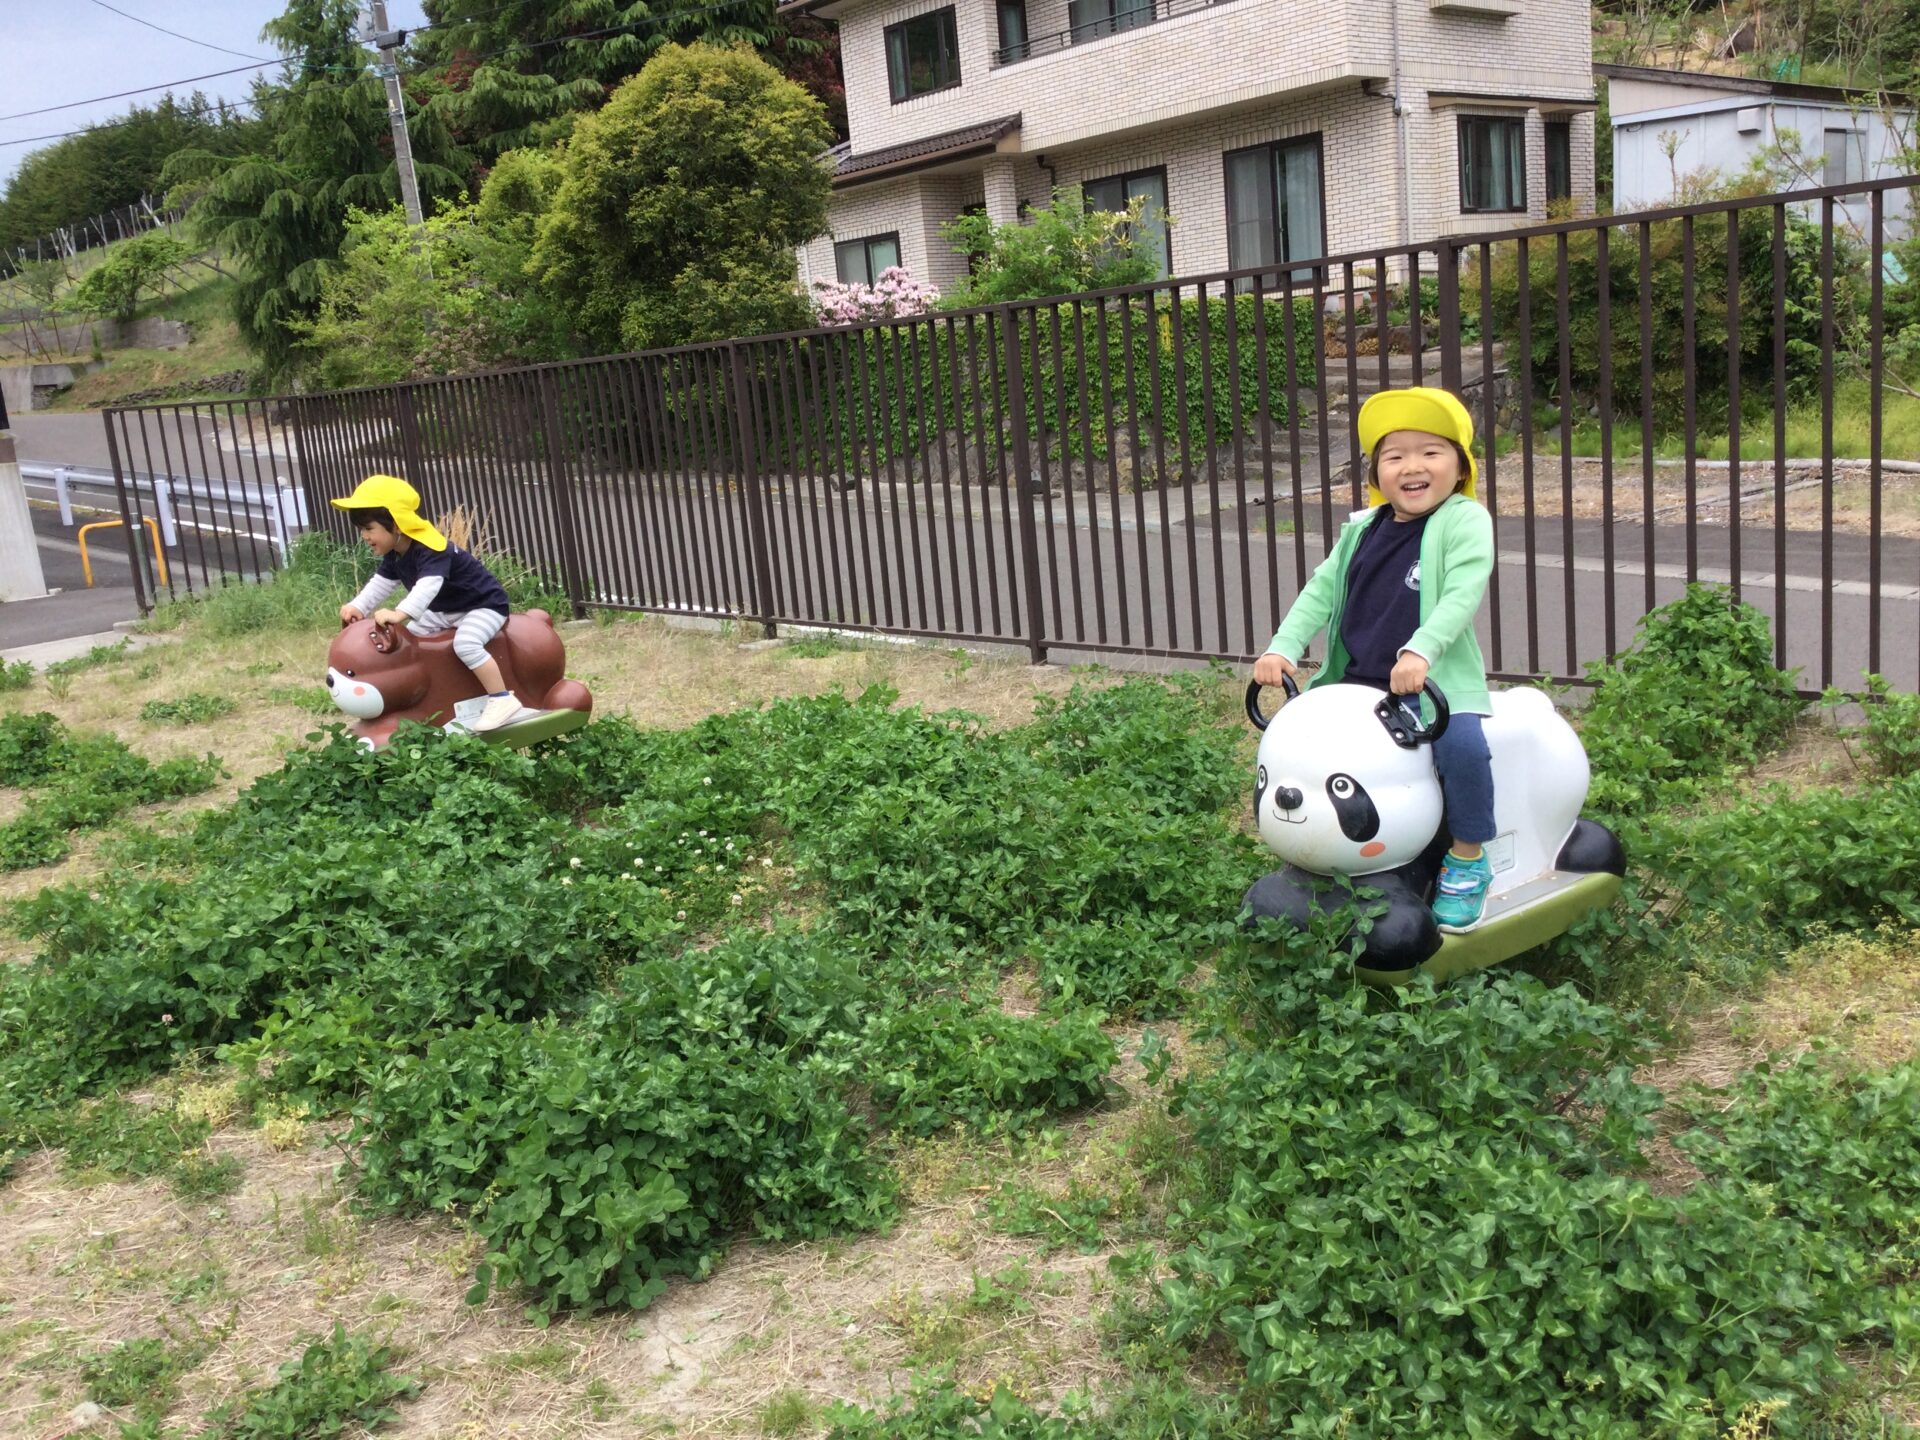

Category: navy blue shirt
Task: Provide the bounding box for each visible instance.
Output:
[1339,509,1426,688]
[378,541,510,615]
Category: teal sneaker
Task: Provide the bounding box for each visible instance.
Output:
[1432,852,1494,933]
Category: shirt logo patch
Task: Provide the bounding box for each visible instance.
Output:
[1404,561,1421,591]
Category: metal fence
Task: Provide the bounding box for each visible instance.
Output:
[102,175,1920,695]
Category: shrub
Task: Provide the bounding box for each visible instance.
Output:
[940,189,1162,309]
[814,266,940,327]
[1576,584,1804,818]
[202,1324,419,1439]
[1484,206,1855,432]
[0,659,32,692]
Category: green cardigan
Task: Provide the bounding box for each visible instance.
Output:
[1267,493,1494,717]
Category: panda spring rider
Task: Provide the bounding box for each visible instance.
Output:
[1250,387,1497,932]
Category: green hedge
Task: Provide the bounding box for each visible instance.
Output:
[1484,208,1857,433]
[743,293,1320,488]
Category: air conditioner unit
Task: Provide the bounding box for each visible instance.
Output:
[1735,106,1764,133]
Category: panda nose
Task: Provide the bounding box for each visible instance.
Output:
[1274,786,1304,812]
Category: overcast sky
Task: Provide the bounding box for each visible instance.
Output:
[1,0,432,193]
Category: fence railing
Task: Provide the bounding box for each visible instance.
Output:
[102,176,1920,695]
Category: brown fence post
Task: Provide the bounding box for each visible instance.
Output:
[535,369,590,618]
[728,342,780,636]
[1436,239,1463,394]
[100,409,153,614]
[1000,303,1048,663]
[394,386,426,483]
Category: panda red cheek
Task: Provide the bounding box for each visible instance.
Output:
[1359,842,1386,858]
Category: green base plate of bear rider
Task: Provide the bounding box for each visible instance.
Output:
[1353,870,1623,987]
[473,708,590,749]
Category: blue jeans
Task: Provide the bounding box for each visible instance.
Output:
[1429,710,1496,845]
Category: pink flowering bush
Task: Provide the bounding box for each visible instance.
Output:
[812,266,941,326]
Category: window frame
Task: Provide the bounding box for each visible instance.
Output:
[1544,118,1572,204]
[1457,114,1529,215]
[1822,127,1865,186]
[1220,132,1328,285]
[834,231,904,286]
[884,7,962,105]
[996,0,1030,62]
[1082,165,1173,277]
[1067,0,1155,42]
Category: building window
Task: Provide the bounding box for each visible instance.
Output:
[997,0,1030,62]
[835,233,903,285]
[1823,128,1865,186]
[1083,167,1172,278]
[1223,135,1325,284]
[1545,119,1572,203]
[885,8,960,104]
[1458,115,1527,213]
[1067,0,1153,43]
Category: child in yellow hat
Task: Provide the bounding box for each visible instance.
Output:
[1252,387,1498,931]
[332,475,526,734]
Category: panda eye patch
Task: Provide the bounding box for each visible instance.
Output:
[1325,772,1379,843]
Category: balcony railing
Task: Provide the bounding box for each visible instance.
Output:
[991,0,1239,67]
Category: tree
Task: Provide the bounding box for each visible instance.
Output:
[163,0,473,379]
[65,232,191,324]
[530,44,830,353]
[293,199,570,388]
[415,0,798,157]
[0,94,257,260]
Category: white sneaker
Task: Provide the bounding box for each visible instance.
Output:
[470,693,526,733]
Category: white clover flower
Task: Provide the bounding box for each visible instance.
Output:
[569,856,583,870]
[702,777,712,785]
[655,864,664,873]
[698,830,707,838]
[561,877,573,887]
[675,909,687,920]
[633,857,644,867]
[730,894,743,906]
[725,842,734,851]
[762,858,774,868]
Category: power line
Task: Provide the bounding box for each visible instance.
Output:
[82,0,269,65]
[0,62,272,124]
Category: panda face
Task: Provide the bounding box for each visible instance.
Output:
[1252,685,1445,876]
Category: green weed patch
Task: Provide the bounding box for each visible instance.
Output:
[0,712,222,870]
[1,676,1253,1318]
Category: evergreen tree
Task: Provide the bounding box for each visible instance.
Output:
[163,0,473,379]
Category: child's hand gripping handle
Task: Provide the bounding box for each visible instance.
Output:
[1244,673,1300,731]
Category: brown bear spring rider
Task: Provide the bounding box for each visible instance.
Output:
[324,608,593,748]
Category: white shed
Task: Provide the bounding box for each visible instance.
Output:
[1598,63,1915,243]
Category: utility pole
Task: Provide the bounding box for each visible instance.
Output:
[363,1,424,226]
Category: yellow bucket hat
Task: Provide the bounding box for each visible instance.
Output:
[329,474,448,551]
[1356,387,1479,505]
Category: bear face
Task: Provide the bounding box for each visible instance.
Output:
[1253,684,1442,877]
[325,623,433,721]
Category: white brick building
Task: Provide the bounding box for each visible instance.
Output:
[791,0,1596,294]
